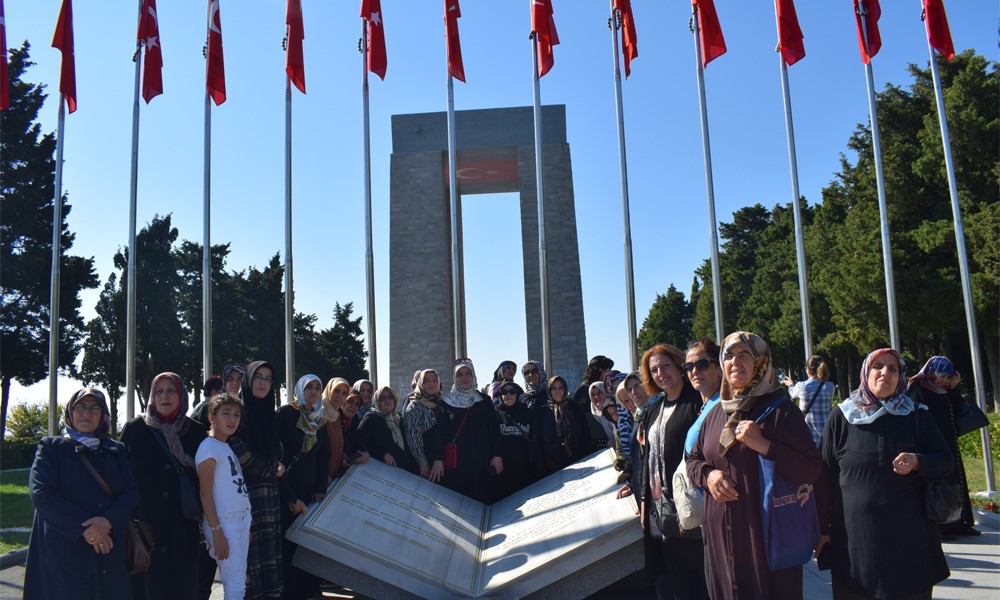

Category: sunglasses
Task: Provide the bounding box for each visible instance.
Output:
[682,359,717,372]
[454,358,473,365]
[500,389,519,396]
[523,368,539,376]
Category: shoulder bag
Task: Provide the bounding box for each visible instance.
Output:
[954,400,989,438]
[149,429,203,521]
[917,412,963,524]
[443,409,471,470]
[78,451,155,575]
[671,456,705,531]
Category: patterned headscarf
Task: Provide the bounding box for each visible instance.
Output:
[840,348,914,425]
[522,360,549,395]
[413,369,443,410]
[145,372,195,467]
[373,386,405,450]
[910,355,955,395]
[292,374,326,452]
[64,387,112,448]
[445,360,482,408]
[718,332,782,456]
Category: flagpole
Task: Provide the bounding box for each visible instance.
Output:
[774,13,812,363]
[530,30,552,372]
[857,0,899,350]
[446,72,466,360]
[283,76,295,398]
[609,2,637,371]
[690,6,724,343]
[361,20,378,384]
[202,6,214,387]
[920,4,994,491]
[47,98,66,436]
[126,0,143,420]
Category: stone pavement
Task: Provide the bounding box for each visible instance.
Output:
[2,524,997,599]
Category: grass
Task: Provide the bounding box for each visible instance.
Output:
[963,454,1000,496]
[0,469,32,554]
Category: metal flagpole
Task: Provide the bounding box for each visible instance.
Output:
[47,98,66,436]
[126,0,143,420]
[774,9,812,363]
[202,5,213,386]
[447,73,466,359]
[857,0,900,350]
[361,20,378,383]
[283,75,295,399]
[690,5,724,343]
[530,30,552,372]
[609,2,637,371]
[920,3,994,491]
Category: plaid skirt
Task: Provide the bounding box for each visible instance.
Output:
[245,478,283,599]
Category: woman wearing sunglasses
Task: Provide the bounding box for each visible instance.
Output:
[682,339,723,455]
[495,382,536,499]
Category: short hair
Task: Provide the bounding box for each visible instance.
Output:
[640,343,687,397]
[206,392,243,419]
[203,375,224,398]
[687,338,721,361]
[583,355,615,384]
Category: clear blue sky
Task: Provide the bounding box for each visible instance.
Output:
[6,1,996,410]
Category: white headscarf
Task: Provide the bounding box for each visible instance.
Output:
[444,360,482,408]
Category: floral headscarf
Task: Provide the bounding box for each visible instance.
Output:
[910,355,955,395]
[840,348,914,425]
[292,374,326,452]
[145,372,195,467]
[65,387,112,449]
[718,332,782,456]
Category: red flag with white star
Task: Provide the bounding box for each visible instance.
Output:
[923,0,954,61]
[445,0,464,82]
[693,0,726,68]
[138,0,163,104]
[360,0,386,80]
[206,0,226,105]
[286,0,305,93]
[853,0,881,64]
[776,0,805,66]
[1,0,9,110]
[51,0,76,113]
[531,0,559,77]
[613,0,637,78]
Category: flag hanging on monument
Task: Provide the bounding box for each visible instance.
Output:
[853,0,881,64]
[138,0,163,103]
[613,0,637,77]
[693,0,726,67]
[286,0,306,92]
[51,0,76,113]
[531,0,559,77]
[923,0,954,60]
[776,0,805,66]
[445,0,464,82]
[0,0,9,110]
[361,0,386,80]
[206,0,226,105]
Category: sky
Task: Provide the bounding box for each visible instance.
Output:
[5,1,996,414]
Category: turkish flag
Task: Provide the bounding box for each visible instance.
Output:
[138,0,163,104]
[51,0,76,113]
[853,0,881,64]
[206,0,226,105]
[360,0,386,80]
[1,0,9,110]
[286,0,306,93]
[531,0,559,77]
[445,0,464,82]
[693,0,726,68]
[923,0,954,61]
[776,0,805,66]
[613,0,638,78]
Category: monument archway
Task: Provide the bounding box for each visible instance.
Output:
[389,105,587,390]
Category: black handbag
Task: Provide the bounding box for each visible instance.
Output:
[652,495,701,539]
[925,479,963,524]
[955,400,989,438]
[150,429,203,521]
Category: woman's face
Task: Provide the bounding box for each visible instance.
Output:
[455,366,474,390]
[626,378,648,407]
[224,371,243,395]
[303,380,322,406]
[421,371,441,396]
[649,353,683,397]
[251,367,274,399]
[499,386,519,407]
[685,348,723,398]
[378,391,396,413]
[723,344,755,391]
[342,397,362,419]
[523,364,540,388]
[867,356,901,399]
[502,364,516,380]
[152,378,180,416]
[589,386,606,408]
[71,396,103,434]
[549,380,567,403]
[605,405,619,423]
[331,384,351,409]
[358,382,374,405]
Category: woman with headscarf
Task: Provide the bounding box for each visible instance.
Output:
[906,355,979,537]
[359,386,410,470]
[441,359,504,504]
[277,374,329,600]
[585,382,617,451]
[536,375,590,476]
[820,349,952,599]
[487,360,518,402]
[615,372,648,502]
[24,388,139,599]
[404,369,450,481]
[322,377,352,481]
[121,373,207,600]
[339,392,370,468]
[495,382,536,499]
[686,332,821,600]
[520,360,548,409]
[352,379,375,418]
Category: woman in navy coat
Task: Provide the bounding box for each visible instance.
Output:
[24,387,139,599]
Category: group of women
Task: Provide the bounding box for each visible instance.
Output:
[24,337,977,600]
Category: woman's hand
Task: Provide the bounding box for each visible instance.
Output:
[490,457,504,476]
[616,483,633,500]
[355,451,370,464]
[735,420,772,456]
[82,516,113,553]
[892,452,919,475]
[383,453,396,467]
[289,499,307,516]
[814,535,830,558]
[429,460,445,483]
[706,469,739,503]
[275,462,286,478]
[213,529,230,561]
[419,464,430,479]
[782,375,795,387]
[312,492,325,503]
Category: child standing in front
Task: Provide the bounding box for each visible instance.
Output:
[196,393,252,599]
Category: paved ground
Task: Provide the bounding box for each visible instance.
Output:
[2,523,996,599]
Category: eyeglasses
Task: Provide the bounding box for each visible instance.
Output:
[500,389,518,396]
[523,368,539,376]
[72,404,103,415]
[253,374,274,384]
[454,358,473,366]
[682,359,717,372]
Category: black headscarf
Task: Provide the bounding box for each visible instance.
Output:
[240,360,278,454]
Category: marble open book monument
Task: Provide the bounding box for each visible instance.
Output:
[286,449,644,599]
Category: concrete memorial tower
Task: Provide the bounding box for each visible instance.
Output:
[389,106,587,389]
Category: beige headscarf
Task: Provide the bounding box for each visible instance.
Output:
[322,377,351,422]
[718,332,782,456]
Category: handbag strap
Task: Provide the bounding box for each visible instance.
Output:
[149,427,184,473]
[77,450,114,498]
[754,396,787,426]
[802,381,825,417]
[451,408,472,443]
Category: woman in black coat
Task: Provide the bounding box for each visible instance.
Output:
[536,375,590,476]
[441,360,504,504]
[358,386,410,470]
[121,372,205,600]
[25,387,139,600]
[495,382,536,499]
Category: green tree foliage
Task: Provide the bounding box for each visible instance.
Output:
[313,303,369,384]
[1,43,98,441]
[638,284,693,353]
[5,402,62,440]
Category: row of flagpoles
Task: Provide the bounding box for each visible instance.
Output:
[4,0,991,490]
